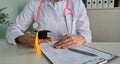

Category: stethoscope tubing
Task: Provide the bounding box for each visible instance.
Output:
[36,0,75,34]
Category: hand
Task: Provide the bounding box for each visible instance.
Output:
[15,31,53,47]
[54,34,86,49]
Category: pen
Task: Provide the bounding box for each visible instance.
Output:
[98,60,107,64]
[69,48,97,56]
[97,59,107,64]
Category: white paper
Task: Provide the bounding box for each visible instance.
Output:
[40,42,115,64]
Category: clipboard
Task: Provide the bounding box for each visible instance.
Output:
[40,43,119,64]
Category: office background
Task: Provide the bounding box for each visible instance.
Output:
[0,0,120,42]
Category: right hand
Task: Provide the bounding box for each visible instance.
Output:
[15,31,53,47]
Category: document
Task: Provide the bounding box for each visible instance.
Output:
[40,42,119,64]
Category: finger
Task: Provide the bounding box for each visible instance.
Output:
[27,40,35,45]
[25,31,35,38]
[39,39,50,44]
[54,35,73,46]
[62,43,77,49]
[55,41,73,49]
[31,34,35,38]
[54,38,71,47]
[25,31,32,35]
[63,41,86,49]
[54,35,80,49]
[54,39,75,49]
[22,41,34,47]
[57,34,70,43]
[47,37,53,42]
[24,37,35,46]
[25,43,34,48]
[28,43,34,47]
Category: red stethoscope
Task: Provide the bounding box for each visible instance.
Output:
[33,0,75,34]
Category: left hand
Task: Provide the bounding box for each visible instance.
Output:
[54,34,86,49]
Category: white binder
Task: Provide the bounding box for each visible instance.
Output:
[92,0,97,8]
[97,0,103,8]
[108,0,114,8]
[87,0,92,9]
[103,0,109,8]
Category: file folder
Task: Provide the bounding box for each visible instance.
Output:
[92,0,97,8]
[40,42,119,64]
[108,0,114,8]
[87,0,92,9]
[103,0,109,8]
[97,0,103,8]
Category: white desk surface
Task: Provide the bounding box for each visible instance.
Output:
[0,39,120,64]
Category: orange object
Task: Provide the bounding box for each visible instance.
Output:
[34,30,42,55]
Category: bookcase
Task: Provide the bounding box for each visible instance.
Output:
[87,7,120,42]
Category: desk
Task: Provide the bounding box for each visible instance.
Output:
[0,39,120,64]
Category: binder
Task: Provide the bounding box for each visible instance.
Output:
[103,0,109,8]
[40,43,119,64]
[87,0,92,9]
[108,0,114,8]
[97,0,103,8]
[92,0,97,8]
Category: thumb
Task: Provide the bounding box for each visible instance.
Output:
[39,39,50,44]
[47,37,53,42]
[25,31,32,35]
[25,31,35,38]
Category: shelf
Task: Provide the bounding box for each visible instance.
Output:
[87,7,120,10]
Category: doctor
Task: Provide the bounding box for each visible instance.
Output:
[6,0,92,49]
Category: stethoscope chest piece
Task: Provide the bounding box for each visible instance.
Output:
[33,22,39,29]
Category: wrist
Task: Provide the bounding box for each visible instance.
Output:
[77,34,86,43]
[15,35,24,44]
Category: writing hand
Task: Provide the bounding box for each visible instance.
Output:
[15,31,53,47]
[54,34,86,49]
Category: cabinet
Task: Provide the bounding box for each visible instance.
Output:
[87,8,120,42]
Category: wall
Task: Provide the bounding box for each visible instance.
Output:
[0,0,29,38]
[87,8,120,42]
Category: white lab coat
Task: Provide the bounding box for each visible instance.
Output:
[6,0,92,45]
